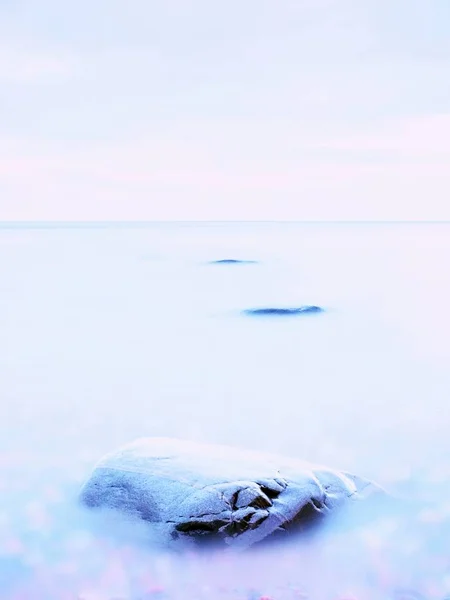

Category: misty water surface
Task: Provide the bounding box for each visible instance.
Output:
[1,222,450,598]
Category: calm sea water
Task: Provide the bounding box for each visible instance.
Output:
[1,222,450,598]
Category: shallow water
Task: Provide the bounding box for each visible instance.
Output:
[1,222,450,598]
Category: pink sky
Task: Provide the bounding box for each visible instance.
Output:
[1,0,449,221]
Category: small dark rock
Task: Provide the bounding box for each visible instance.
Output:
[210,259,258,265]
[243,306,324,317]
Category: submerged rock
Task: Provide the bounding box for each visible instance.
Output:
[210,259,258,265]
[80,438,385,550]
[243,306,324,317]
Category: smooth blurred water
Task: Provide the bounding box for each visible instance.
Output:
[1,222,450,598]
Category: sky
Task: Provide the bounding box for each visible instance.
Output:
[0,0,450,221]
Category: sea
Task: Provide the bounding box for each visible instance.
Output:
[1,221,450,599]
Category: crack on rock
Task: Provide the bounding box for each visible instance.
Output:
[230,490,240,509]
[226,508,270,536]
[259,484,282,501]
[179,507,232,522]
[284,499,326,533]
[175,519,230,534]
[249,495,272,510]
[235,486,273,510]
[310,498,324,510]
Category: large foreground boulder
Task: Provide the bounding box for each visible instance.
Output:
[80,438,385,549]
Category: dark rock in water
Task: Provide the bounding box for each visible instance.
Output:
[243,306,324,317]
[80,438,385,550]
[210,259,258,265]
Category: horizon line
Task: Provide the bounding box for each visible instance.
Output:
[1,219,450,226]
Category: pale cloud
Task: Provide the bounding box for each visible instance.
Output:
[0,0,449,220]
[1,112,450,221]
[0,44,76,83]
[317,114,450,156]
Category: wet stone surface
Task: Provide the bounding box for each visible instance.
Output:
[80,438,385,550]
